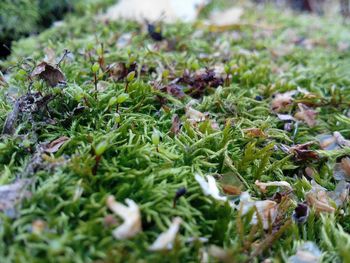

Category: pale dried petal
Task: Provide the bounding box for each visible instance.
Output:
[186,106,206,124]
[294,103,317,127]
[288,241,322,263]
[149,217,182,251]
[195,174,227,201]
[106,196,142,239]
[271,91,295,112]
[306,181,335,213]
[239,192,278,229]
[255,180,292,193]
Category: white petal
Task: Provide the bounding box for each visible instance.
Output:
[238,191,278,229]
[195,174,227,201]
[106,196,142,239]
[149,217,182,251]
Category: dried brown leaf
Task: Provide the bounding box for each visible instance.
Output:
[44,136,70,153]
[31,61,66,87]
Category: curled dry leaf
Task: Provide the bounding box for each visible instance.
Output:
[255,180,292,193]
[288,241,322,263]
[306,181,335,213]
[106,196,142,239]
[288,142,319,161]
[44,136,70,153]
[0,179,31,217]
[195,174,227,201]
[294,103,317,127]
[271,91,295,112]
[31,61,66,87]
[149,217,182,251]
[186,106,206,125]
[239,192,278,229]
[318,131,350,151]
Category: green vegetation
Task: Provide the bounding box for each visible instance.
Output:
[1,2,350,262]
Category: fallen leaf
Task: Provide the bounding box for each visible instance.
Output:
[101,0,208,23]
[31,61,66,87]
[318,131,350,150]
[271,91,295,112]
[238,192,278,229]
[255,180,292,193]
[44,136,70,153]
[208,7,243,27]
[106,196,142,239]
[0,179,31,217]
[195,174,227,201]
[288,241,322,263]
[306,180,335,213]
[149,217,182,251]
[294,103,317,127]
[288,142,319,161]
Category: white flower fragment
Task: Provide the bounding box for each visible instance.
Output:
[255,180,292,193]
[195,174,227,201]
[106,196,142,239]
[238,192,278,230]
[149,217,182,251]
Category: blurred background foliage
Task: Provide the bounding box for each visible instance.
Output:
[0,0,115,57]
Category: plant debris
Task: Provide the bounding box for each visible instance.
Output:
[195,174,227,201]
[149,217,182,251]
[106,196,142,240]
